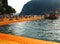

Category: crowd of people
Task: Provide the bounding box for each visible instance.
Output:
[0,14,41,21]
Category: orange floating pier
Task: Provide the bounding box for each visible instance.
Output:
[0,15,59,44]
[0,15,44,26]
[0,33,59,44]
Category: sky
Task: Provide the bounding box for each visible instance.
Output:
[8,0,30,13]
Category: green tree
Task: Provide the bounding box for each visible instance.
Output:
[0,0,16,15]
[4,5,16,14]
[0,5,16,14]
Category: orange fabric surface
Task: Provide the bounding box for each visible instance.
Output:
[0,16,43,26]
[0,33,59,44]
[0,39,19,44]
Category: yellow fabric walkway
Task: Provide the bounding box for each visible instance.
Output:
[0,33,59,44]
[0,16,43,26]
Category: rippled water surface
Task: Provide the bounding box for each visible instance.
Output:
[0,18,60,42]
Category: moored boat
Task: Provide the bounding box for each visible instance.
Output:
[44,10,59,19]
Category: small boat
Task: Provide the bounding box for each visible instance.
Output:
[44,10,59,19]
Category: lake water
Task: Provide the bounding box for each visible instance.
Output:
[0,18,60,42]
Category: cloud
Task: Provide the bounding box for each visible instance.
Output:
[8,0,30,13]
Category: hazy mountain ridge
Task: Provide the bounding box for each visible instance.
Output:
[20,0,60,15]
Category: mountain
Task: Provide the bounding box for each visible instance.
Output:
[20,0,60,15]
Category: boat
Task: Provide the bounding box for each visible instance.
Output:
[44,10,59,19]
